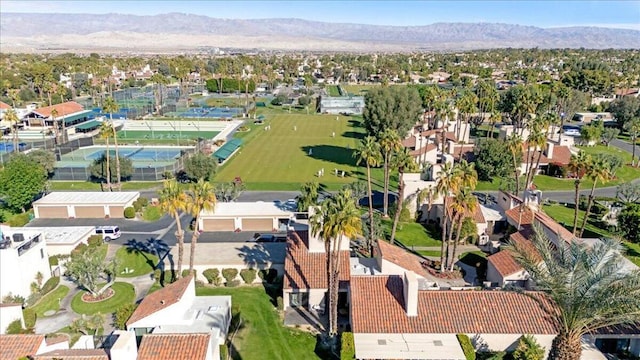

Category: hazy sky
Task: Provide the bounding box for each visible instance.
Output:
[2,0,639,29]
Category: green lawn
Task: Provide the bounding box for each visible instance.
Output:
[214,113,389,190]
[341,84,380,96]
[417,250,442,258]
[623,242,640,267]
[196,286,320,360]
[30,285,70,318]
[49,181,162,191]
[326,85,341,97]
[382,221,441,247]
[142,205,162,221]
[115,247,159,278]
[71,282,135,315]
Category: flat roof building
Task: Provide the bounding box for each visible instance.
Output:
[33,192,140,219]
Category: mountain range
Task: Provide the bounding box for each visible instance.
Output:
[1,12,639,52]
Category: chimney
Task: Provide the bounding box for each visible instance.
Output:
[546,142,554,159]
[307,206,325,253]
[403,271,418,316]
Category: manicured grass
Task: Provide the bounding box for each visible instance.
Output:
[30,285,70,318]
[115,247,159,278]
[71,282,135,315]
[341,84,380,96]
[142,205,162,221]
[623,242,640,267]
[542,204,610,239]
[383,221,441,247]
[49,181,162,191]
[196,286,320,360]
[214,113,389,190]
[417,250,442,258]
[326,85,341,97]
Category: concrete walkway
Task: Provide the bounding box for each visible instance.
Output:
[35,277,82,334]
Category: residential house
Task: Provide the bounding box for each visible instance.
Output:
[0,225,51,299]
[402,126,438,166]
[615,88,639,99]
[137,333,214,360]
[126,275,231,360]
[0,334,69,359]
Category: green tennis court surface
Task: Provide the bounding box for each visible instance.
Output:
[117,130,220,140]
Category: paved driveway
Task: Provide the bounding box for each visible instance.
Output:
[27,215,174,233]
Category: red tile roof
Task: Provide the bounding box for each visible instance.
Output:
[421,129,440,137]
[487,250,523,277]
[127,275,193,326]
[402,136,416,148]
[409,143,437,157]
[283,231,350,290]
[376,240,431,278]
[549,146,572,165]
[34,349,109,360]
[0,334,45,360]
[535,211,575,244]
[452,145,475,160]
[34,101,84,118]
[44,334,69,346]
[505,205,534,226]
[350,276,558,334]
[0,101,11,110]
[521,149,550,165]
[137,333,211,360]
[445,197,486,223]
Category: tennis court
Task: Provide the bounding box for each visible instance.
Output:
[58,145,192,168]
[116,130,220,141]
[168,107,243,118]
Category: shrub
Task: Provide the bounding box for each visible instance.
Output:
[226,280,241,288]
[276,296,283,310]
[240,269,257,284]
[222,268,238,284]
[258,269,278,283]
[220,345,228,360]
[124,207,136,219]
[182,269,196,279]
[7,212,31,227]
[457,334,476,360]
[203,268,221,285]
[23,308,36,328]
[2,293,25,305]
[340,332,355,359]
[87,235,103,248]
[163,270,176,284]
[195,280,205,287]
[5,319,24,334]
[513,335,545,360]
[40,276,60,295]
[49,256,59,266]
[133,197,148,212]
[113,303,137,330]
[71,243,88,256]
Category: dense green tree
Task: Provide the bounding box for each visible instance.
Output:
[601,127,620,147]
[608,97,640,128]
[513,335,545,360]
[363,86,422,137]
[183,152,218,181]
[297,181,320,212]
[618,203,640,243]
[473,138,512,181]
[511,230,640,360]
[0,155,47,212]
[66,247,117,298]
[26,149,56,176]
[89,154,133,183]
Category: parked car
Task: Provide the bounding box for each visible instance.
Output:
[95,226,121,242]
[251,234,287,243]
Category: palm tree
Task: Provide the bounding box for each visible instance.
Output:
[450,189,478,271]
[415,185,435,222]
[624,118,640,167]
[186,179,216,274]
[378,129,401,218]
[4,109,20,153]
[390,148,418,245]
[158,179,188,278]
[506,135,524,195]
[455,159,478,190]
[524,127,547,194]
[487,110,501,139]
[297,181,320,212]
[567,152,591,235]
[435,163,462,271]
[353,136,382,255]
[102,97,121,190]
[98,121,114,190]
[578,157,611,237]
[309,189,361,338]
[50,108,59,144]
[511,229,640,360]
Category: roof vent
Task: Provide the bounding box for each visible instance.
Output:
[160,300,165,305]
[377,339,387,346]
[433,340,443,346]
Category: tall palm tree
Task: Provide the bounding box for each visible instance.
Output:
[578,157,611,237]
[50,108,59,144]
[450,188,478,271]
[186,179,216,274]
[354,136,382,255]
[102,97,121,190]
[390,148,418,245]
[567,152,591,235]
[455,159,478,190]
[624,118,640,167]
[378,129,401,218]
[297,181,320,212]
[506,134,524,195]
[158,179,188,278]
[511,229,640,360]
[98,121,114,190]
[487,110,501,139]
[310,189,361,338]
[4,109,20,153]
[524,127,547,194]
[435,163,462,271]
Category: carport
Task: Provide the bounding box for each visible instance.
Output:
[199,201,294,232]
[33,191,140,219]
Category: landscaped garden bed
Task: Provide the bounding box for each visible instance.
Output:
[71,282,135,315]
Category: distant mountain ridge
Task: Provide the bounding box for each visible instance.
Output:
[1,12,638,51]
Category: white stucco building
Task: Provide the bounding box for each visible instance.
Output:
[0,226,51,299]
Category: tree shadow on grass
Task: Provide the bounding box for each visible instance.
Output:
[301,145,357,167]
[341,131,364,140]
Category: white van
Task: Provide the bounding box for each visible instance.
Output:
[95,226,121,242]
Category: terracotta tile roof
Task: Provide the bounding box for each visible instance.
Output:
[487,250,523,277]
[549,146,572,165]
[500,190,523,204]
[34,101,84,118]
[505,205,534,226]
[521,149,550,165]
[445,197,486,223]
[0,101,11,110]
[535,211,575,244]
[402,136,416,148]
[445,131,457,142]
[34,349,109,360]
[409,143,437,157]
[138,333,211,360]
[284,231,350,290]
[350,276,558,334]
[127,275,193,326]
[0,334,45,360]
[452,145,475,160]
[376,240,431,278]
[0,302,22,308]
[615,88,639,96]
[421,129,440,137]
[44,334,69,346]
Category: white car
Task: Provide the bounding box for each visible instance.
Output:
[95,226,121,242]
[564,129,581,136]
